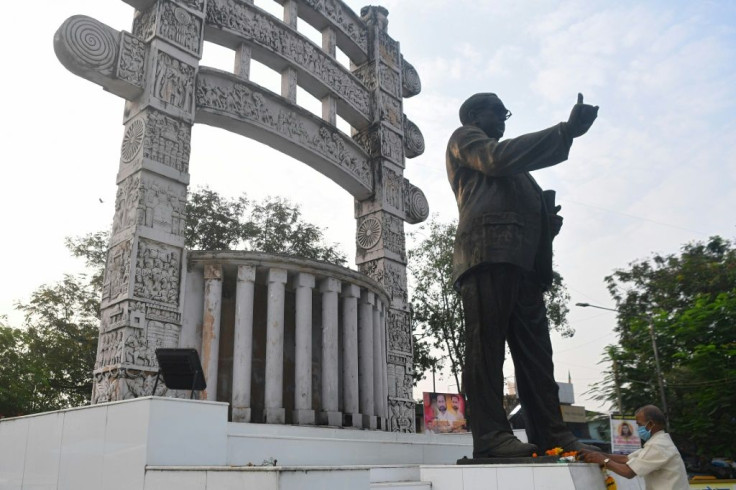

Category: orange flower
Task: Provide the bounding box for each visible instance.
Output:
[545,447,564,456]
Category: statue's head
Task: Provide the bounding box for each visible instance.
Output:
[459,93,511,139]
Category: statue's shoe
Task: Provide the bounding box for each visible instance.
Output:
[474,437,539,458]
[556,439,603,453]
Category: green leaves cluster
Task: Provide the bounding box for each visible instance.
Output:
[408,217,573,390]
[589,236,736,457]
[185,187,346,264]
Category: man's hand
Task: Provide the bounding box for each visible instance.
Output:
[567,93,599,138]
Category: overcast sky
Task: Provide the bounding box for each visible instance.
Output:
[1,0,735,413]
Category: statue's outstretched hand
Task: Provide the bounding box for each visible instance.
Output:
[567,93,599,138]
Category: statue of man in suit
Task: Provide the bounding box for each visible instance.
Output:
[446,92,599,458]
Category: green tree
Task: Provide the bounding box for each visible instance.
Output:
[589,236,736,457]
[185,187,346,264]
[408,217,573,390]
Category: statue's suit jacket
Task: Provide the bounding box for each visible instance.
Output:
[446,123,573,289]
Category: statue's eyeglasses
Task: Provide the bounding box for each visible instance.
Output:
[500,109,512,121]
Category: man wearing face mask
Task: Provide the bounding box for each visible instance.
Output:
[580,405,689,489]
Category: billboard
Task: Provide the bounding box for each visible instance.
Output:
[423,392,468,434]
[610,414,641,455]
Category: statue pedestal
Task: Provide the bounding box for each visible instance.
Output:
[0,398,645,490]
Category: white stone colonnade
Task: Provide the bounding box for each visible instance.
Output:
[181,251,390,430]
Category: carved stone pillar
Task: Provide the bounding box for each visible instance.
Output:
[319,278,342,426]
[352,6,427,432]
[202,264,223,401]
[341,284,362,428]
[359,290,376,429]
[232,265,256,422]
[265,268,287,424]
[294,272,316,425]
[56,0,208,404]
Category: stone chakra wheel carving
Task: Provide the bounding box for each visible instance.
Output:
[121,119,146,163]
[62,16,117,71]
[357,217,382,250]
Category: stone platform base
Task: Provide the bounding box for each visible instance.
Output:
[0,397,644,490]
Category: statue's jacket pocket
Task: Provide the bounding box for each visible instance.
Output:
[480,212,524,252]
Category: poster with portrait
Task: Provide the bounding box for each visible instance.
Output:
[610,414,641,454]
[423,392,468,434]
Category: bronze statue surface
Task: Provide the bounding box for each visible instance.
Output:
[446,93,598,458]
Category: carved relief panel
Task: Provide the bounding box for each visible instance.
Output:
[132,0,205,57]
[134,238,182,305]
[120,109,192,174]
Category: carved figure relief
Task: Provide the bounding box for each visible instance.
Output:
[112,174,141,236]
[381,127,403,165]
[299,0,368,53]
[385,260,408,304]
[117,32,146,89]
[205,0,370,117]
[142,110,192,173]
[103,239,132,303]
[387,309,411,354]
[379,62,401,99]
[352,62,377,92]
[132,9,156,42]
[153,51,195,112]
[378,32,399,69]
[382,214,406,260]
[358,260,383,284]
[389,400,414,432]
[352,128,379,158]
[140,174,187,235]
[356,216,382,250]
[160,2,203,56]
[176,0,206,13]
[382,165,403,211]
[382,95,402,131]
[196,73,372,188]
[134,238,181,305]
[403,117,425,158]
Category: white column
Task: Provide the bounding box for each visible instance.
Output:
[372,300,383,428]
[281,0,298,103]
[379,301,389,428]
[341,284,362,428]
[294,272,316,425]
[201,264,222,401]
[232,265,255,422]
[319,277,342,426]
[359,290,376,429]
[234,44,251,79]
[265,268,287,424]
[321,27,337,127]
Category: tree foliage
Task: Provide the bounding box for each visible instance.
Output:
[588,236,736,457]
[185,187,346,264]
[408,217,573,390]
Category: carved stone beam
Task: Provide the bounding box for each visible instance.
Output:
[205,0,371,129]
[272,0,369,63]
[195,68,373,199]
[54,16,147,101]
